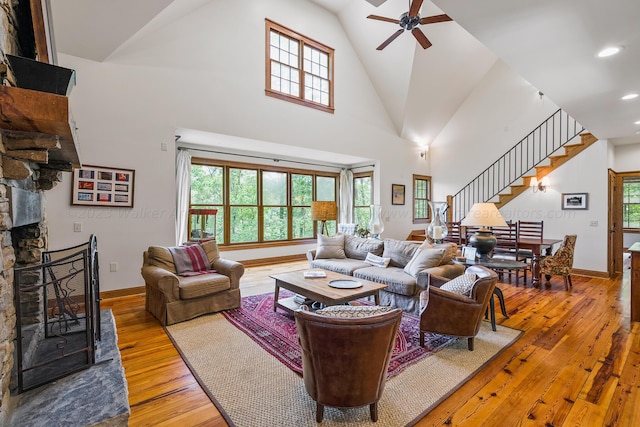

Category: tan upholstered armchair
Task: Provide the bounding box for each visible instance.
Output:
[419,265,497,351]
[294,306,402,422]
[540,234,577,290]
[141,240,244,325]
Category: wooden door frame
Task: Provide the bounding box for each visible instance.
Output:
[610,169,640,277]
[608,169,621,277]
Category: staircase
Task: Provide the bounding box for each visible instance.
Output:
[491,132,598,208]
[447,109,598,222]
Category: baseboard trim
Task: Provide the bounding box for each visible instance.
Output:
[101,286,145,300]
[240,254,307,267]
[572,268,609,278]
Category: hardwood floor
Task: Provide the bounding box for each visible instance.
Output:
[102,262,640,426]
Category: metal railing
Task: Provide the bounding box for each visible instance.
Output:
[449,109,585,221]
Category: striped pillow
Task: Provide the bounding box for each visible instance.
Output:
[364,252,391,268]
[168,244,216,276]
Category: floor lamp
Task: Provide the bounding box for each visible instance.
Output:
[311,201,337,236]
[460,203,507,261]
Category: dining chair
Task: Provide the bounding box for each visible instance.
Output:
[517,220,544,261]
[540,234,577,290]
[443,221,463,247]
[491,222,525,284]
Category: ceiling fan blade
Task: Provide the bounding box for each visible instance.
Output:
[376,29,404,51]
[412,28,432,49]
[367,14,399,24]
[420,14,453,25]
[409,0,424,17]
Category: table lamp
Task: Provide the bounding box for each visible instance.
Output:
[311,201,337,235]
[460,203,507,261]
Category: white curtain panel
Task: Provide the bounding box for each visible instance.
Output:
[339,169,354,223]
[175,149,192,245]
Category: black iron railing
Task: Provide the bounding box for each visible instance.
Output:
[449,109,585,221]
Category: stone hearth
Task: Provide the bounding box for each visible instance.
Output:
[9,309,129,426]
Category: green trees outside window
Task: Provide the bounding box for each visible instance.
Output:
[190,161,337,245]
[623,178,640,229]
[353,173,373,232]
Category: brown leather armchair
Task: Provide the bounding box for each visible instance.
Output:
[419,265,497,351]
[294,307,402,422]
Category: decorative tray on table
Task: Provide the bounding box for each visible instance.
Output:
[327,279,363,289]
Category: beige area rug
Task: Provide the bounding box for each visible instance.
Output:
[166,308,522,427]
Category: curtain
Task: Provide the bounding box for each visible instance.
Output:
[175,149,192,245]
[339,169,354,223]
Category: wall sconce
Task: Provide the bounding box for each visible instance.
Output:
[419,146,429,159]
[530,176,549,193]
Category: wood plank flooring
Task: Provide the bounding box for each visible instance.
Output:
[102,261,640,426]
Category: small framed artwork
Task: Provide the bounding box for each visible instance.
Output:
[561,193,588,210]
[71,165,135,208]
[462,246,477,261]
[392,184,405,205]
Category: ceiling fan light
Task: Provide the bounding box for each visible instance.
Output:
[597,46,622,58]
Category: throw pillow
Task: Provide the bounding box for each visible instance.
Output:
[364,252,391,268]
[344,234,384,260]
[440,273,478,297]
[316,305,394,318]
[167,244,216,276]
[382,239,420,267]
[419,242,457,265]
[315,234,346,259]
[403,247,446,278]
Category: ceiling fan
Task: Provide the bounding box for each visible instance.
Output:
[367,0,452,51]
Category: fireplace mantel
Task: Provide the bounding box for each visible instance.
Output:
[0,85,80,171]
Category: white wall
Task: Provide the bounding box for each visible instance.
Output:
[614,143,640,172]
[430,60,560,199]
[430,60,622,274]
[46,0,429,291]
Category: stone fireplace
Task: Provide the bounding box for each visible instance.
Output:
[0,1,81,424]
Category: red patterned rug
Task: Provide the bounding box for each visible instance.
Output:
[221,292,455,378]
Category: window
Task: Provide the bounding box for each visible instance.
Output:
[413,174,432,224]
[353,172,373,232]
[266,19,334,113]
[623,177,640,229]
[190,159,338,246]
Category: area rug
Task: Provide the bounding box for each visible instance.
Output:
[220,292,455,378]
[166,294,522,427]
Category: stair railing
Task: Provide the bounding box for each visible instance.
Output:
[449,109,584,221]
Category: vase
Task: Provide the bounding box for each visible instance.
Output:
[369,205,384,239]
[426,201,448,243]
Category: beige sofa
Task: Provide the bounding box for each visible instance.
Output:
[141,239,244,325]
[307,234,464,315]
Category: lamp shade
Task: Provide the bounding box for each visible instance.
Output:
[311,201,337,221]
[460,203,507,228]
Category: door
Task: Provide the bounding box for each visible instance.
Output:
[608,169,621,276]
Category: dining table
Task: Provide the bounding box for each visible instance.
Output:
[518,237,563,286]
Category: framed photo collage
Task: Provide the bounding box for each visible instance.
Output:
[71,165,135,208]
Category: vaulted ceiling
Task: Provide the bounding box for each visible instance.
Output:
[49,0,640,147]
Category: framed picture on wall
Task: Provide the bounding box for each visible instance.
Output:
[71,165,135,208]
[561,192,588,210]
[392,184,405,205]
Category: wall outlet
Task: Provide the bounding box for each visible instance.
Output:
[590,220,598,227]
[73,222,82,232]
[110,262,118,272]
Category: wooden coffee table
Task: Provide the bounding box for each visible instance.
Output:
[270,270,388,314]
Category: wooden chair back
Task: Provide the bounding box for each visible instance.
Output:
[492,222,519,255]
[443,221,463,246]
[518,220,544,243]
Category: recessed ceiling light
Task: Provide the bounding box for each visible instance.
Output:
[621,93,638,100]
[635,120,640,125]
[597,46,622,58]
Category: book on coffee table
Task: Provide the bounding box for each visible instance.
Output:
[303,270,327,278]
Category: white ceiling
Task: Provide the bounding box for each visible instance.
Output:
[48,0,640,146]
